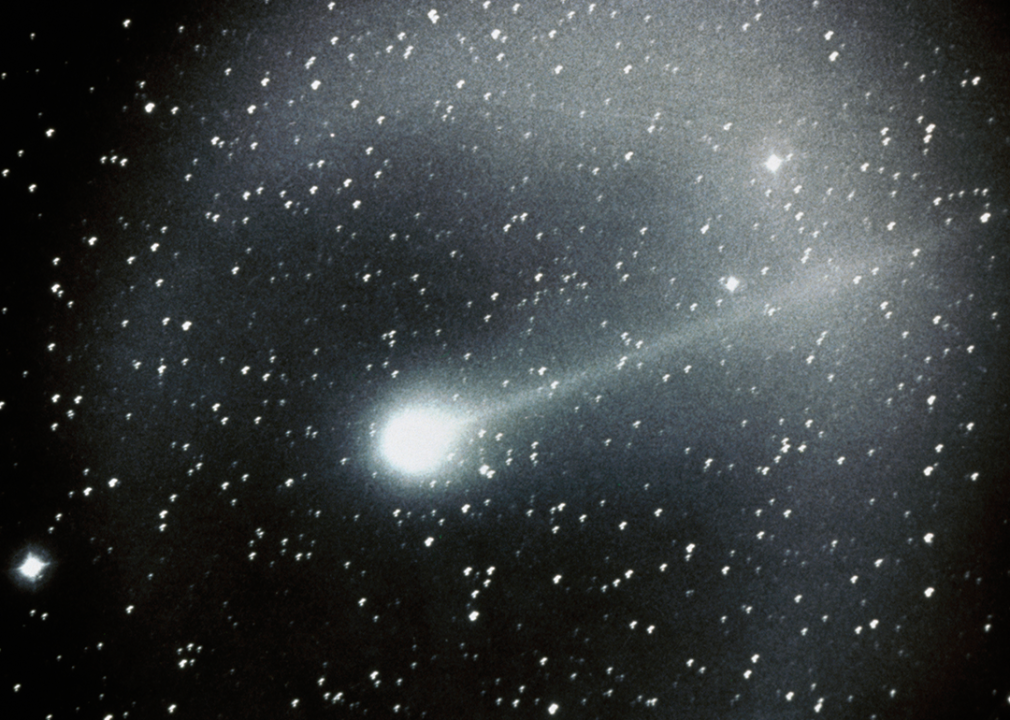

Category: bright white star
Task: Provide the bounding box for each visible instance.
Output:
[765,153,783,172]
[18,553,47,580]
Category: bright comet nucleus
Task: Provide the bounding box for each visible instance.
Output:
[765,153,783,172]
[378,406,464,477]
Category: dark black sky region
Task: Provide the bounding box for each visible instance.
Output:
[3,1,1010,718]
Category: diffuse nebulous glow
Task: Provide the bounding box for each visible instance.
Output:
[378,406,468,476]
[10,0,1004,716]
[375,261,869,480]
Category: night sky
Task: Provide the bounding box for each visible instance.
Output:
[3,1,1010,718]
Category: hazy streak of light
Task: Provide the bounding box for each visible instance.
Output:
[372,259,873,478]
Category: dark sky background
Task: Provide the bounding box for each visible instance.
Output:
[3,1,1010,718]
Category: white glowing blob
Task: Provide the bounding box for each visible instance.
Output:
[765,153,783,172]
[379,407,461,476]
[18,553,47,580]
[723,276,741,293]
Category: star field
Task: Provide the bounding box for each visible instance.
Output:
[3,1,1009,718]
